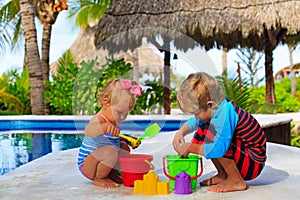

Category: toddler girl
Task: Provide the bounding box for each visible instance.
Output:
[78,78,142,188]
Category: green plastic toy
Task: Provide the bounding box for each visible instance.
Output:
[119,123,161,146]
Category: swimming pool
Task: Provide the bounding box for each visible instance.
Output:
[0,115,188,132]
[0,132,83,175]
[0,115,190,175]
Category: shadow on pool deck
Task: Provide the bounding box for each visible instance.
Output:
[1,131,300,200]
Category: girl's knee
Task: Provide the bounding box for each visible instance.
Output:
[92,146,118,163]
[120,141,130,154]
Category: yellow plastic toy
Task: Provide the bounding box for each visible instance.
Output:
[119,133,138,145]
[133,171,170,195]
[119,123,161,146]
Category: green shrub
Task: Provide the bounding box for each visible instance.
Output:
[247,77,300,113]
[291,135,300,148]
[0,68,30,114]
[45,51,79,115]
[131,79,177,114]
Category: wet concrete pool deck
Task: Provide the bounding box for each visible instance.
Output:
[1,132,300,200]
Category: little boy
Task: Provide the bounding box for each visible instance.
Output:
[172,72,266,192]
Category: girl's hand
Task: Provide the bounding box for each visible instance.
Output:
[131,140,141,149]
[104,123,120,136]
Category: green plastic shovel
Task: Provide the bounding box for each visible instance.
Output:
[137,123,161,143]
[119,123,161,146]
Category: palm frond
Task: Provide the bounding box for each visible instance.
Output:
[0,0,22,53]
[68,0,112,28]
[0,88,23,113]
[216,71,252,111]
[57,50,75,68]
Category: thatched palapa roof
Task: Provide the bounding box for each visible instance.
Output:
[50,27,164,77]
[94,0,300,52]
[93,0,300,105]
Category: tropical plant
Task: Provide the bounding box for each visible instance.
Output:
[216,71,252,112]
[45,50,78,115]
[6,68,30,113]
[132,79,177,114]
[92,58,133,114]
[0,68,30,114]
[72,58,102,115]
[0,0,22,54]
[275,78,300,112]
[46,50,181,115]
[291,122,300,148]
[1,0,63,114]
[47,51,134,115]
[68,0,112,28]
[247,77,300,113]
[291,135,300,148]
[1,0,113,114]
[0,89,23,113]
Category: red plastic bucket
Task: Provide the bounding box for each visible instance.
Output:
[119,154,153,187]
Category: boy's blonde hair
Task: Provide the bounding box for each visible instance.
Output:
[98,78,139,110]
[177,72,224,114]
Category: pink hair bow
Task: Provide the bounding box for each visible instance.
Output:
[120,79,142,96]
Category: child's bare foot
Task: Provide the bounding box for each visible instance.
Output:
[207,178,247,192]
[94,178,120,188]
[108,169,123,184]
[200,174,227,186]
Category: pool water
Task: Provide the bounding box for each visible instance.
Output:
[0,133,83,176]
[0,116,188,176]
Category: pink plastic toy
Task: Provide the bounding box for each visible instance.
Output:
[119,154,153,187]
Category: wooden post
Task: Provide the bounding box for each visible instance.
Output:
[164,49,171,114]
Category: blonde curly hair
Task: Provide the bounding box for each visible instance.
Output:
[177,72,224,114]
[98,78,139,110]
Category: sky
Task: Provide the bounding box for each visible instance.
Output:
[1,11,300,81]
[0,12,79,75]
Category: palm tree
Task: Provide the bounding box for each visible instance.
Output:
[288,44,296,97]
[19,0,44,114]
[36,0,68,114]
[1,0,68,114]
[2,0,112,114]
[285,35,300,98]
[222,48,228,73]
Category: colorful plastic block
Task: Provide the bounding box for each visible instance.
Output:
[157,181,170,195]
[133,171,170,195]
[174,171,192,194]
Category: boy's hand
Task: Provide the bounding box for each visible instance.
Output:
[175,142,191,158]
[172,131,186,153]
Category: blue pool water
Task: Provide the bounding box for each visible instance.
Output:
[0,133,83,175]
[0,118,183,132]
[0,116,187,176]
